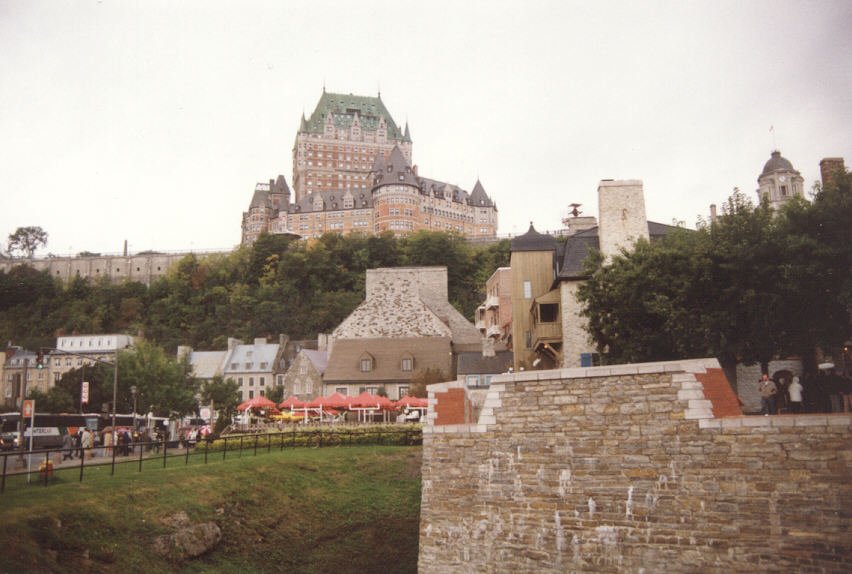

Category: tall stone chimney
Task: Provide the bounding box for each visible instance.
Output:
[597,179,649,260]
[820,157,846,190]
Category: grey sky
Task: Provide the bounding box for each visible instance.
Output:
[2,0,850,255]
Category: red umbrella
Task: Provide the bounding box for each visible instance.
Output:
[237,395,277,411]
[351,391,394,410]
[279,395,306,409]
[395,395,428,409]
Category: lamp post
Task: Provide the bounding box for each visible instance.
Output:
[130,386,137,429]
[111,338,119,434]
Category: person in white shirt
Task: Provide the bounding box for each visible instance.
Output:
[788,376,804,413]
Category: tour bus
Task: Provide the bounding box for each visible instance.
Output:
[0,412,140,450]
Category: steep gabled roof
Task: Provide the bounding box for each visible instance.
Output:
[249,187,269,209]
[457,350,513,375]
[372,145,419,188]
[301,91,404,139]
[468,179,494,207]
[301,349,328,375]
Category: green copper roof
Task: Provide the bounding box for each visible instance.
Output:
[301,91,406,140]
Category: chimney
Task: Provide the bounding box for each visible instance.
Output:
[710,204,717,224]
[820,157,845,190]
[482,338,495,358]
[227,337,243,351]
[317,334,328,352]
[254,337,267,346]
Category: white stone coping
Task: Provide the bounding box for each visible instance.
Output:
[699,413,852,429]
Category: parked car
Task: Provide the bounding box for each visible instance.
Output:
[0,432,20,450]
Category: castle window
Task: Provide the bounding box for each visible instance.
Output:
[780,185,787,196]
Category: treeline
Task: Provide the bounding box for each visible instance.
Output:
[0,231,509,353]
[579,171,852,373]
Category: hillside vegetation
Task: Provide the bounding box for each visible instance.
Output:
[0,231,509,352]
[0,446,422,573]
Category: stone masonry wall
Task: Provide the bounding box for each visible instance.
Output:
[419,359,852,573]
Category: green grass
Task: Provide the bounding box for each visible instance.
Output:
[0,446,422,573]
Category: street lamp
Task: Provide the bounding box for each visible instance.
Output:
[110,338,119,434]
[130,385,137,429]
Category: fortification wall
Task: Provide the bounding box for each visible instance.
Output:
[419,359,852,573]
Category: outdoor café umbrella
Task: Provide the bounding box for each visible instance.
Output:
[279,395,306,409]
[236,396,277,411]
[395,395,428,409]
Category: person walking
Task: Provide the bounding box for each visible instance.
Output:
[759,374,778,415]
[62,430,75,460]
[788,376,804,413]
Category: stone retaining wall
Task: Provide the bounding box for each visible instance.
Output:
[418,359,852,573]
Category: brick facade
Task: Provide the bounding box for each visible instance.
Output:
[419,359,852,572]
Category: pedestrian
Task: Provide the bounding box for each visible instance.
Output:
[759,373,778,416]
[81,427,93,458]
[62,429,74,460]
[75,429,83,458]
[788,375,804,413]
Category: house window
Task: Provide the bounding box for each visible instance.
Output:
[238,377,243,385]
[525,331,532,349]
[249,390,254,399]
[397,386,409,399]
[299,365,307,375]
[260,362,268,369]
[336,387,348,396]
[276,375,283,386]
[523,280,532,299]
[294,382,302,394]
[367,386,378,395]
[580,353,602,367]
[539,303,558,323]
[230,363,237,369]
[466,375,481,387]
[245,362,253,369]
[259,377,265,386]
[401,357,413,372]
[249,377,254,386]
[360,354,374,372]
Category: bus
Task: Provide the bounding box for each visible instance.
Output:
[0,412,144,449]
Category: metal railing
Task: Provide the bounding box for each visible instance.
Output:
[0,424,422,495]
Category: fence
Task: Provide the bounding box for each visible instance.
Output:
[0,424,422,495]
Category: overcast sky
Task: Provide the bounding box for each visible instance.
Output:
[2,0,850,256]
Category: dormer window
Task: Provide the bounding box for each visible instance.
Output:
[401,354,414,372]
[359,352,374,372]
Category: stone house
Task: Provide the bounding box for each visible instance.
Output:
[280,348,327,401]
[322,266,482,399]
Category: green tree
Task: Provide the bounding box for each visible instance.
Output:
[27,387,75,413]
[200,376,241,434]
[579,184,852,374]
[115,341,199,418]
[408,367,447,398]
[7,226,48,258]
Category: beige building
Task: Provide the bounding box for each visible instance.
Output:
[475,267,513,343]
[281,348,327,401]
[322,266,482,399]
[0,252,197,285]
[2,348,47,408]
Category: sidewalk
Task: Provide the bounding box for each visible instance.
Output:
[5,447,164,476]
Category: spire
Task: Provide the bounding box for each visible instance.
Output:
[469,179,493,207]
[403,121,411,142]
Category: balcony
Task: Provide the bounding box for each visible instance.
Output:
[485,295,499,309]
[486,325,502,338]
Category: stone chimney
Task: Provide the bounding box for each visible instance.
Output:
[597,179,648,261]
[254,337,267,346]
[820,157,845,190]
[317,334,329,352]
[481,338,495,358]
[227,337,243,351]
[710,204,717,224]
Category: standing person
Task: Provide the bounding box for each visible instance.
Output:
[759,374,778,416]
[75,429,83,459]
[62,430,75,460]
[81,427,93,458]
[788,376,804,413]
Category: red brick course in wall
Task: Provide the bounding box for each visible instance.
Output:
[694,367,743,417]
[433,388,468,425]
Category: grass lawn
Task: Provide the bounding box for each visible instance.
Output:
[0,446,422,573]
